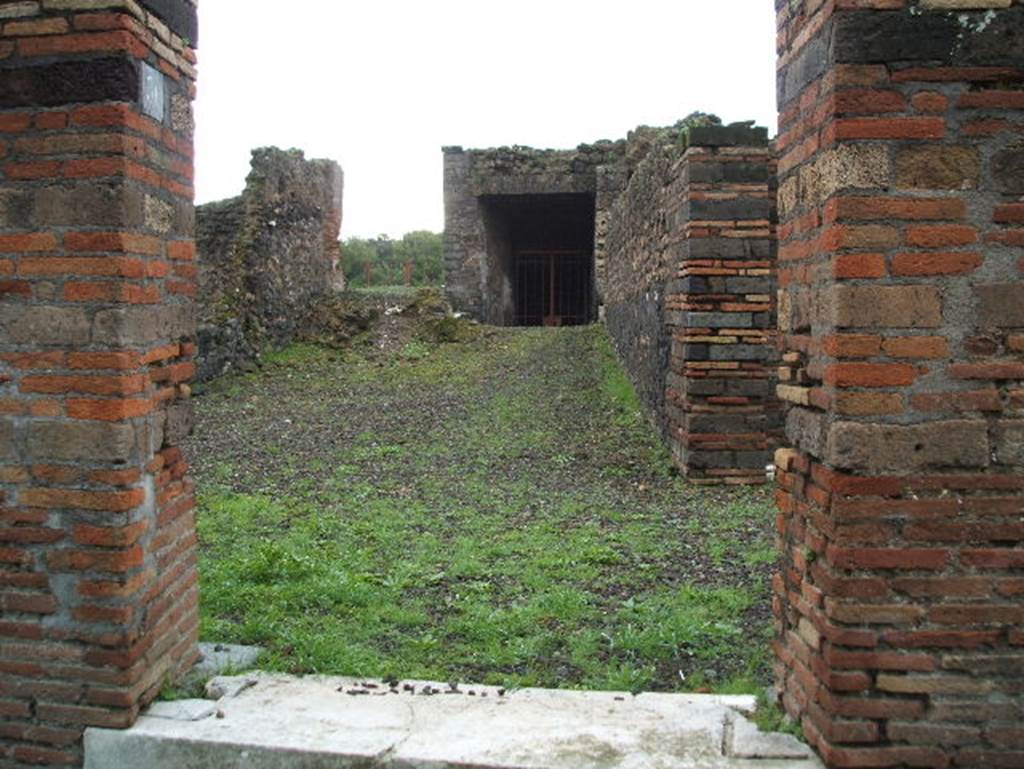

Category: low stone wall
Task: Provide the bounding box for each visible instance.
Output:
[195,148,343,380]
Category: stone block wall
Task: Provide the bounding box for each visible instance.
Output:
[442,141,625,322]
[0,1,200,767]
[603,126,779,482]
[603,141,680,437]
[195,147,343,381]
[667,128,779,484]
[774,1,1024,767]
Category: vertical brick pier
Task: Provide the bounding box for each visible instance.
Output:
[774,1,1024,768]
[665,125,779,484]
[0,1,199,766]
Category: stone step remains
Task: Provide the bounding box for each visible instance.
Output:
[84,673,821,769]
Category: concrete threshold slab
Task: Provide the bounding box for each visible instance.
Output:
[85,673,822,769]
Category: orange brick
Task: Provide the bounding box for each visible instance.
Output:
[0,280,30,297]
[140,344,180,365]
[951,363,1024,380]
[911,92,948,113]
[65,397,152,420]
[166,280,194,297]
[831,196,965,221]
[905,225,977,248]
[823,334,883,358]
[958,90,1024,109]
[0,113,31,132]
[994,204,1024,224]
[72,12,139,33]
[832,117,945,141]
[881,337,948,360]
[19,374,147,396]
[73,520,149,548]
[825,363,920,388]
[891,251,982,276]
[4,160,60,179]
[62,281,115,302]
[65,232,162,255]
[29,464,80,484]
[833,253,886,279]
[28,400,62,417]
[87,468,142,486]
[47,546,144,574]
[17,30,146,58]
[0,351,64,369]
[167,241,195,261]
[20,487,144,512]
[61,157,125,179]
[34,111,68,130]
[833,89,906,114]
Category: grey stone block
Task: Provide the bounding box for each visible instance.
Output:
[0,305,91,346]
[0,419,16,462]
[686,312,754,329]
[28,421,136,463]
[826,420,990,474]
[709,344,766,362]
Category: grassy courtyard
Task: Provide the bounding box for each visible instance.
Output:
[186,320,777,694]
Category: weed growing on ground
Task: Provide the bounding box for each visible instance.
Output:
[188,325,777,694]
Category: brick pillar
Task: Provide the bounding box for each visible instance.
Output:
[774,1,1024,767]
[665,125,780,484]
[0,2,199,766]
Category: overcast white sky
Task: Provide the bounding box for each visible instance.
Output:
[193,1,777,239]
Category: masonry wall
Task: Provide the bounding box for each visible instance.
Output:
[0,2,200,766]
[195,147,343,381]
[604,140,680,438]
[604,125,779,483]
[442,141,624,322]
[774,1,1024,767]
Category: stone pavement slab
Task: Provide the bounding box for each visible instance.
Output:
[85,673,822,769]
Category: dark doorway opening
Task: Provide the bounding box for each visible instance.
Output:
[480,193,596,326]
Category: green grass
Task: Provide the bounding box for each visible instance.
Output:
[192,324,776,695]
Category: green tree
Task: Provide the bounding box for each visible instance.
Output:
[342,231,443,287]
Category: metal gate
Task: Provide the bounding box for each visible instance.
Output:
[513,250,593,327]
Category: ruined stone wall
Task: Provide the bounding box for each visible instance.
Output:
[0,2,200,766]
[774,1,1024,767]
[442,141,624,321]
[603,125,779,482]
[195,147,343,381]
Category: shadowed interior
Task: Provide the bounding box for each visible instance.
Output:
[480,193,596,326]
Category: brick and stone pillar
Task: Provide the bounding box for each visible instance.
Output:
[774,1,1024,767]
[666,125,780,484]
[0,1,199,766]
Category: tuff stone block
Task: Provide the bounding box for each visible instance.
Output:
[895,145,980,190]
[0,56,138,109]
[976,284,1024,328]
[826,421,990,474]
